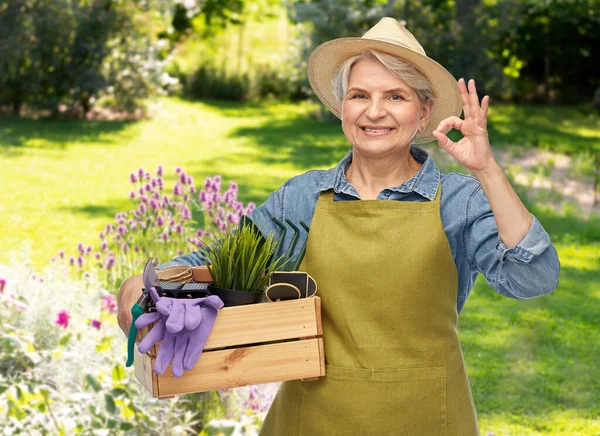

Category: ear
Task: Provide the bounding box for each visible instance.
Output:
[420,99,434,125]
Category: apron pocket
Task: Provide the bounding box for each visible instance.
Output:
[299,365,446,436]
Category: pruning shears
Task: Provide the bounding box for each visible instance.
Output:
[125,258,161,367]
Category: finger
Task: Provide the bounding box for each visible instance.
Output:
[166,300,185,333]
[435,116,463,133]
[138,319,165,354]
[184,303,203,331]
[134,311,162,329]
[154,332,175,375]
[156,297,173,316]
[205,295,225,310]
[171,335,188,377]
[148,287,161,304]
[183,307,218,370]
[468,79,480,113]
[431,130,455,152]
[458,78,471,119]
[481,95,489,119]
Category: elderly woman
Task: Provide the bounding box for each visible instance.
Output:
[118,17,559,436]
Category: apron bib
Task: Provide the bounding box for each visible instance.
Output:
[260,188,479,436]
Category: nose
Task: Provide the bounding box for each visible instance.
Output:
[366,98,386,120]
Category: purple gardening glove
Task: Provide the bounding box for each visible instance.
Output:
[135,289,224,377]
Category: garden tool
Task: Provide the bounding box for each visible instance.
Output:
[135,288,224,377]
[125,258,162,367]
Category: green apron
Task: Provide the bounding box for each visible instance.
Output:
[259,187,479,436]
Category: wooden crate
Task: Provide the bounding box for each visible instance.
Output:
[134,267,325,398]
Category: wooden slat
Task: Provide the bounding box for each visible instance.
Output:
[205,296,321,348]
[134,347,159,397]
[153,338,324,398]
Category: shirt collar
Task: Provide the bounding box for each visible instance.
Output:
[315,147,441,201]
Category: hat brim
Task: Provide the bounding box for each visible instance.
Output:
[307,38,463,144]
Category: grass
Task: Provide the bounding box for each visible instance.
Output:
[1,97,600,434]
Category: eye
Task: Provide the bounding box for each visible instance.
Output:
[350,93,367,100]
[390,94,404,101]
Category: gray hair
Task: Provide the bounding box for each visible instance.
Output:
[332,49,436,108]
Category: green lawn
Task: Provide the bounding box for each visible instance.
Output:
[1,97,599,434]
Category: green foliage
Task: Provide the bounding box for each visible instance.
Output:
[0,0,175,115]
[200,225,284,292]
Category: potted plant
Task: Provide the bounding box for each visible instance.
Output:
[198,222,285,306]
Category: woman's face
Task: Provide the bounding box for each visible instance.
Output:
[341,59,431,158]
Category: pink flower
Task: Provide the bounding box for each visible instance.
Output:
[101,241,108,251]
[77,256,84,267]
[130,173,138,183]
[77,243,84,254]
[156,216,165,226]
[175,167,182,174]
[157,165,163,177]
[138,168,144,179]
[99,232,105,239]
[90,319,101,330]
[129,191,135,199]
[95,252,101,260]
[55,310,70,329]
[102,294,117,313]
[0,278,6,294]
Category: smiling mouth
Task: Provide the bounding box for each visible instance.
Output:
[361,127,394,134]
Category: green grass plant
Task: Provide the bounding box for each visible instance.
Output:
[1,97,600,433]
[200,224,283,293]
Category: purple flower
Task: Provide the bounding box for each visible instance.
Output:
[95,252,101,260]
[173,183,182,196]
[117,225,128,236]
[77,243,84,254]
[203,177,211,189]
[138,168,144,179]
[162,232,169,242]
[138,203,147,214]
[101,241,108,251]
[0,278,5,294]
[156,216,165,226]
[138,187,144,196]
[77,256,84,267]
[145,183,152,192]
[99,232,105,239]
[179,172,187,184]
[51,257,56,263]
[199,190,207,202]
[86,245,92,254]
[105,253,115,270]
[175,224,183,234]
[129,191,135,199]
[69,257,75,266]
[122,243,128,253]
[105,224,112,234]
[130,173,138,183]
[186,175,194,185]
[175,167,182,174]
[189,186,196,194]
[145,172,151,181]
[55,310,70,329]
[157,165,163,177]
[151,179,157,188]
[163,195,170,206]
[90,319,102,330]
[59,250,65,259]
[102,295,117,313]
[149,199,158,210]
[134,246,140,253]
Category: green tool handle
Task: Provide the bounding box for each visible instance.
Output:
[125,304,145,367]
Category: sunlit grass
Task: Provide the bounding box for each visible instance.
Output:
[1,97,599,432]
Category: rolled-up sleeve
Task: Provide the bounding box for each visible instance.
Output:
[465,186,560,299]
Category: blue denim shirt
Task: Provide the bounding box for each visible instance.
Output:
[160,147,560,314]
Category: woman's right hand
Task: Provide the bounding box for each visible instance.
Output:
[117,274,143,338]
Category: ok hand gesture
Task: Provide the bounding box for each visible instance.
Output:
[432,78,495,173]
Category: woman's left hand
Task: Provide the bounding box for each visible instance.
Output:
[432,78,495,173]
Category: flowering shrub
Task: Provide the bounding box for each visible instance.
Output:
[54,166,255,288]
[0,167,278,434]
[0,262,203,434]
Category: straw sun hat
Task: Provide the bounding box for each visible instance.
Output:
[307,17,462,144]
